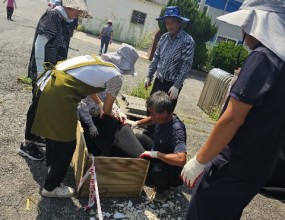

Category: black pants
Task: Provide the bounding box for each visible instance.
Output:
[186,157,264,220]
[80,115,146,157]
[80,115,121,156]
[6,6,14,19]
[25,85,41,141]
[136,133,183,191]
[100,36,110,54]
[44,139,76,191]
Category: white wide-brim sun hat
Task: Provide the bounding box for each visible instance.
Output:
[217,0,285,61]
[62,0,93,18]
[101,43,139,76]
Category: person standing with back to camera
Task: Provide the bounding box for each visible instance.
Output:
[18,0,92,161]
[144,6,195,136]
[98,19,113,55]
[181,0,285,219]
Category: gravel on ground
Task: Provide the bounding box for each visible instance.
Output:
[0,0,284,219]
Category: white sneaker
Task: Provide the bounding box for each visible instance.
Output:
[42,184,75,198]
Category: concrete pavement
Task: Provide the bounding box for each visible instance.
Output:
[73,31,149,59]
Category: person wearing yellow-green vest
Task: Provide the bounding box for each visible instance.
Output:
[28,44,139,198]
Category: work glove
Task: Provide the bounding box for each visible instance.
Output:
[168,86,179,100]
[115,109,127,122]
[180,154,206,189]
[89,123,99,137]
[144,77,151,89]
[125,119,138,129]
[139,151,158,159]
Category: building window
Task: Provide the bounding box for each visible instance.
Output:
[216,35,238,45]
[131,10,147,25]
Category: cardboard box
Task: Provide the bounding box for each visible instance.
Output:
[71,121,150,197]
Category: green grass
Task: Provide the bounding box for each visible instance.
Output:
[129,80,152,100]
[17,75,32,85]
[208,105,221,121]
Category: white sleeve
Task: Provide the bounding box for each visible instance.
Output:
[35,34,49,74]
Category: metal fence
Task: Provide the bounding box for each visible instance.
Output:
[198,68,233,114]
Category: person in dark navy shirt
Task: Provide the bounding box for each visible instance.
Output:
[181,0,285,219]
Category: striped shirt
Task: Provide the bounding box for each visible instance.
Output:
[147,29,195,89]
[28,8,70,82]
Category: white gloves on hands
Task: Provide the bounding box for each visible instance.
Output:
[125,119,138,129]
[89,124,99,137]
[115,109,127,122]
[181,154,206,189]
[139,151,158,159]
[168,86,179,100]
[144,77,151,89]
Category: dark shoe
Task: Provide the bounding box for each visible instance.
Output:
[153,188,173,203]
[18,143,45,161]
[34,136,46,147]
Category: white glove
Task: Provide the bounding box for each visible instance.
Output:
[116,109,127,122]
[125,119,138,129]
[181,154,206,189]
[139,151,158,159]
[89,124,99,137]
[144,77,151,89]
[168,86,179,100]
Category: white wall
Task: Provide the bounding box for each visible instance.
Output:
[84,0,165,45]
[207,7,243,43]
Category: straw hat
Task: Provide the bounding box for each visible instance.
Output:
[102,43,139,76]
[217,0,285,61]
[62,0,92,18]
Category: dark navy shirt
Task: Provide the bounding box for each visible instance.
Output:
[153,116,187,154]
[222,45,285,182]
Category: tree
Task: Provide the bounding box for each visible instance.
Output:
[158,0,217,69]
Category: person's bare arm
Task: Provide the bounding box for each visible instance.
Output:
[110,31,113,44]
[136,116,153,126]
[196,97,253,164]
[157,152,186,167]
[103,93,116,115]
[89,93,102,105]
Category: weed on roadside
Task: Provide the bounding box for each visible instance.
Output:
[129,80,152,99]
[17,75,32,85]
[208,105,221,121]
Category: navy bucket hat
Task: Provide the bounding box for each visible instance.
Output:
[156,6,190,22]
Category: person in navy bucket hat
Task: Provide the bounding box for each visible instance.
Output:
[156,6,190,22]
[142,5,195,137]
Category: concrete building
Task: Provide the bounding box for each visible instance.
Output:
[201,0,244,44]
[84,0,167,46]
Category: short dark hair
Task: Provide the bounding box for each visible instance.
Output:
[146,91,172,113]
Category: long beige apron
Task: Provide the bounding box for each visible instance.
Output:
[32,56,116,142]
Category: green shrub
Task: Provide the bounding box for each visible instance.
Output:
[210,41,249,74]
[192,42,208,70]
[76,23,84,31]
[129,80,152,99]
